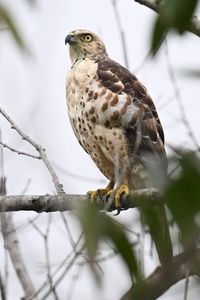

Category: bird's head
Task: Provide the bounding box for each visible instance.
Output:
[65,29,108,64]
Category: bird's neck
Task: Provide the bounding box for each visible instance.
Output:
[69,46,108,66]
[70,48,86,65]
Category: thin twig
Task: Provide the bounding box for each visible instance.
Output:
[3,250,8,300]
[0,141,40,159]
[0,271,6,300]
[40,244,85,300]
[44,214,60,300]
[30,233,83,299]
[0,131,8,300]
[164,41,200,151]
[0,129,37,299]
[59,212,76,250]
[29,218,45,238]
[1,212,37,299]
[111,0,129,68]
[28,215,61,298]
[65,264,83,300]
[0,107,64,194]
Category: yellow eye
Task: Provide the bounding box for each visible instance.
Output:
[83,34,93,42]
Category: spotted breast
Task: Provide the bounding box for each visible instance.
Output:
[66,57,139,181]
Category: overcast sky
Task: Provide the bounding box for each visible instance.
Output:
[0,0,200,299]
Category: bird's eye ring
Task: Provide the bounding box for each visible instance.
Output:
[83,34,93,42]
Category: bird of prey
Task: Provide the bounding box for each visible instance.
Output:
[65,29,167,206]
[65,29,172,264]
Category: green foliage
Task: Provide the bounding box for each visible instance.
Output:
[151,17,168,55]
[0,4,27,52]
[77,152,200,287]
[151,0,199,54]
[139,202,173,264]
[77,202,142,282]
[165,153,200,249]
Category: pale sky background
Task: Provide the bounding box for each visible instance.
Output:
[0,0,200,299]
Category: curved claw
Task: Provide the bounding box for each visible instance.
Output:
[114,208,121,216]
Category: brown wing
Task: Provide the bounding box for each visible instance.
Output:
[97,58,167,172]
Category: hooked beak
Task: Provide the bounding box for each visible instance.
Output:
[65,34,76,45]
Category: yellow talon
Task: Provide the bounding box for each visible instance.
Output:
[114,183,129,209]
[87,182,129,211]
[87,188,113,203]
[87,181,114,203]
[87,190,98,202]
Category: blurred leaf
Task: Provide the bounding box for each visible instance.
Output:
[0,4,27,52]
[151,0,198,55]
[151,17,168,55]
[77,202,141,282]
[139,199,172,265]
[165,153,200,249]
[160,0,198,32]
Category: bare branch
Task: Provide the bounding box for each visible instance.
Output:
[32,233,83,299]
[1,212,37,299]
[120,249,200,300]
[65,264,83,300]
[40,244,85,300]
[0,188,161,212]
[0,107,64,194]
[44,214,60,300]
[134,0,200,38]
[0,271,6,300]
[0,141,40,159]
[59,212,76,249]
[0,130,37,299]
[0,179,37,299]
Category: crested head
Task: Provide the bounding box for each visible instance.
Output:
[65,29,108,64]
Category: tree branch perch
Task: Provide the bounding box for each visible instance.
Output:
[0,188,161,213]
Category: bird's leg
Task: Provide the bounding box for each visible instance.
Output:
[87,180,115,202]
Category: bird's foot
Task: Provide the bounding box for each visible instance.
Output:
[87,183,129,213]
[87,188,113,203]
[87,181,114,204]
[115,183,129,209]
[107,183,129,214]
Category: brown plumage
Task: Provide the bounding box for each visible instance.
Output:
[65,29,172,265]
[65,29,167,190]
